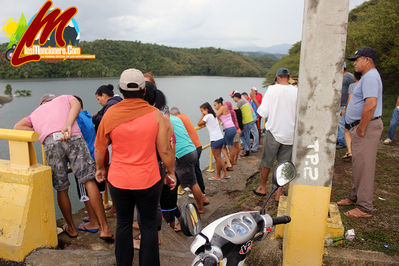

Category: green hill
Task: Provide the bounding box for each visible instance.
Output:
[264,0,399,93]
[0,40,277,79]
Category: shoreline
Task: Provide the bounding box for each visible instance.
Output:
[0,95,12,106]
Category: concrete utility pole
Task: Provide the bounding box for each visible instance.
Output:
[283,1,349,265]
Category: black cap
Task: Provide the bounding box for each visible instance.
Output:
[348,47,377,61]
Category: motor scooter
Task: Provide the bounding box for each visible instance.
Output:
[180,161,296,266]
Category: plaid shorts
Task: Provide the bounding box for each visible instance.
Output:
[43,135,95,191]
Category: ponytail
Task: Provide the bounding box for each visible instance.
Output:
[96,84,114,97]
[214,97,224,105]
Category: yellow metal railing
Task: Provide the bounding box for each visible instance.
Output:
[40,125,214,205]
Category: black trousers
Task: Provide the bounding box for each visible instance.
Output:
[195,146,206,194]
[110,180,162,266]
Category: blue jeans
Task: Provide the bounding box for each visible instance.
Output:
[337,106,346,146]
[388,108,399,140]
[241,121,259,152]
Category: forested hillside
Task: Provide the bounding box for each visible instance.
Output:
[264,0,399,94]
[0,40,277,79]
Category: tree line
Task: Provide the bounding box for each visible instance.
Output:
[264,0,399,94]
[0,41,276,79]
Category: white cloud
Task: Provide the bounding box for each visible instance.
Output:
[0,0,368,50]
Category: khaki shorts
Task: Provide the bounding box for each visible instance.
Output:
[261,130,293,168]
[43,135,95,191]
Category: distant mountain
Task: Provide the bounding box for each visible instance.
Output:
[0,40,278,79]
[233,43,292,55]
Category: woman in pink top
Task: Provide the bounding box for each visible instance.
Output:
[94,69,175,266]
[214,97,237,171]
[225,101,241,164]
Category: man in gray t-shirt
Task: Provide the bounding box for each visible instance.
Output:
[338,47,383,219]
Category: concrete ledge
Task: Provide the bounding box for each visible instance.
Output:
[323,247,399,266]
[247,238,399,266]
[25,249,116,266]
[275,196,344,241]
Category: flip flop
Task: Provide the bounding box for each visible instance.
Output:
[222,176,231,179]
[62,224,78,238]
[100,235,115,243]
[208,176,222,181]
[78,223,99,233]
[343,208,372,218]
[82,217,90,223]
[252,188,266,197]
[342,153,352,160]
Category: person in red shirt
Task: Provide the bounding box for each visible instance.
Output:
[251,87,263,133]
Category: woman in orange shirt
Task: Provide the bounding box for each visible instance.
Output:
[95,69,175,266]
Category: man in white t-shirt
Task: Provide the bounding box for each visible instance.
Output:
[251,68,298,201]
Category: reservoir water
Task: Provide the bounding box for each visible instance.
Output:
[0,76,265,218]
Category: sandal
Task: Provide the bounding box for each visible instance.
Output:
[208,176,222,181]
[337,198,355,206]
[344,208,372,218]
[78,223,99,233]
[342,153,352,160]
[62,224,78,238]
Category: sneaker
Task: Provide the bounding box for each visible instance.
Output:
[336,144,345,150]
[383,138,392,145]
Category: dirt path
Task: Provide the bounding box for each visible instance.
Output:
[24,135,399,265]
[25,144,263,265]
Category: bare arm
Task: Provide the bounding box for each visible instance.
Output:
[216,106,224,118]
[94,150,107,182]
[357,97,377,137]
[198,113,206,126]
[61,97,81,140]
[156,112,176,189]
[14,119,33,131]
[396,96,399,107]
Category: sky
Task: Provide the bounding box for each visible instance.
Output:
[0,0,368,51]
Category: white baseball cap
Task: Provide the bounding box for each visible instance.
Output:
[119,68,145,91]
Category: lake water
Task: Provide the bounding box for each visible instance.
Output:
[0,76,265,218]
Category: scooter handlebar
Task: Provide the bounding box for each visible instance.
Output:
[272,216,291,225]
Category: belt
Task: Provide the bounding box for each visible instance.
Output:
[347,116,381,129]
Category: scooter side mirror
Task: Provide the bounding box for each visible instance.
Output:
[260,161,296,215]
[273,161,297,187]
[180,203,202,237]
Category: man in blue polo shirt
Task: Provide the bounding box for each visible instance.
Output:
[338,47,383,218]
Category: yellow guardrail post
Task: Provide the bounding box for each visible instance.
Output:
[204,144,214,173]
[0,129,57,262]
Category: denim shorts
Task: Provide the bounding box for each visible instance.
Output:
[210,138,224,149]
[224,127,237,146]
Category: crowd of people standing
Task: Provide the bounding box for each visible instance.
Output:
[11,45,393,265]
